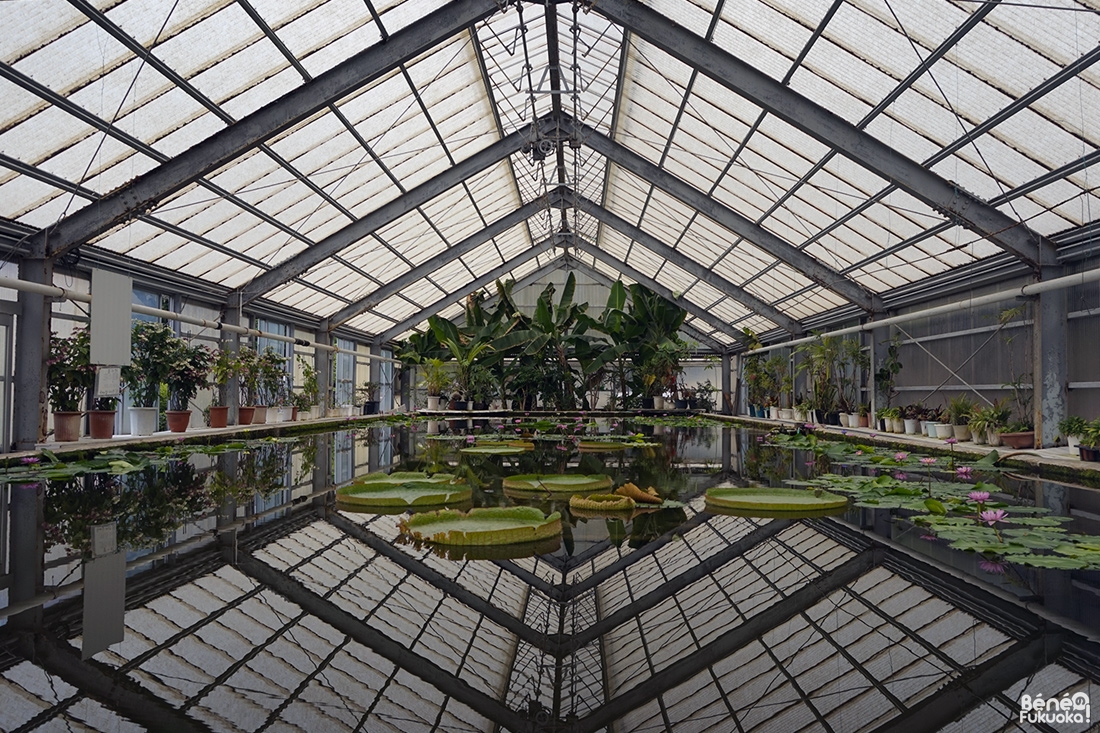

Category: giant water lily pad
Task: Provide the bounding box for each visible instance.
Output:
[336,481,472,508]
[502,474,612,493]
[353,471,458,485]
[706,486,848,517]
[399,507,562,546]
[569,493,635,518]
[577,442,629,452]
[459,445,528,455]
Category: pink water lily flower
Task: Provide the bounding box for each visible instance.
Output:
[968,490,990,503]
[919,457,937,465]
[979,509,1007,526]
[956,466,973,478]
[894,452,908,461]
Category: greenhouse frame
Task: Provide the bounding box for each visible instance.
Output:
[2,0,1100,731]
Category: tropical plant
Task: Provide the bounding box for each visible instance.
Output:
[236,346,261,406]
[123,321,178,408]
[1058,415,1088,440]
[946,394,975,426]
[796,334,840,413]
[295,354,320,410]
[209,348,240,408]
[166,341,213,411]
[48,327,96,412]
[1080,418,1100,449]
[421,358,452,397]
[429,315,496,401]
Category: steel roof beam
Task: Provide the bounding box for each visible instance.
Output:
[39,0,503,259]
[567,237,747,344]
[573,120,882,313]
[590,0,1058,269]
[321,195,550,330]
[236,552,531,732]
[378,248,559,342]
[241,129,534,306]
[868,634,1058,733]
[560,190,804,334]
[573,548,879,733]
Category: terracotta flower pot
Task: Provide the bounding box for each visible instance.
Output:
[291,406,298,421]
[88,410,116,439]
[165,410,191,433]
[238,406,256,425]
[53,411,82,442]
[208,405,229,428]
[1000,431,1034,449]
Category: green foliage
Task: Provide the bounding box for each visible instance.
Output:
[48,327,96,412]
[875,333,903,407]
[121,322,178,408]
[166,340,214,411]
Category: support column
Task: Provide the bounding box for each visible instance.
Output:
[721,352,733,415]
[869,322,892,421]
[1034,266,1068,448]
[369,338,382,399]
[221,307,241,425]
[9,482,44,630]
[14,258,53,449]
[315,330,332,417]
[215,452,238,564]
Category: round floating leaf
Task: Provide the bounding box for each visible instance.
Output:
[353,471,458,485]
[577,442,628,453]
[706,486,849,517]
[502,474,612,493]
[459,445,528,455]
[336,481,472,508]
[399,506,562,546]
[416,535,561,561]
[569,493,635,513]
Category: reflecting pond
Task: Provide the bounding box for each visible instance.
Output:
[2,418,1099,732]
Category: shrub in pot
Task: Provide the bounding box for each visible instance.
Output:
[358,380,381,415]
[947,394,975,441]
[165,341,213,432]
[48,328,96,441]
[1059,416,1088,451]
[88,397,118,439]
[208,348,241,427]
[123,322,180,436]
[422,358,450,410]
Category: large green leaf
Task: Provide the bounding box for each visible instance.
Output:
[400,506,562,546]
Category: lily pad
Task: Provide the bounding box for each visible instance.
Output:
[459,445,528,455]
[336,481,472,508]
[413,535,562,561]
[399,506,562,546]
[569,493,635,512]
[502,474,613,493]
[577,442,629,452]
[706,486,849,516]
[353,471,458,485]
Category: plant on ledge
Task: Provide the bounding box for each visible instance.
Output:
[48,327,95,413]
[166,341,213,411]
[123,322,179,408]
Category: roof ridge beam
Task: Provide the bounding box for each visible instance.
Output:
[559,190,804,334]
[588,0,1058,269]
[323,198,552,332]
[569,118,882,313]
[38,0,504,259]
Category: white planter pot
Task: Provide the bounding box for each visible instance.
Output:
[1068,434,1081,450]
[427,395,440,411]
[779,408,794,420]
[920,420,930,436]
[278,406,293,422]
[654,396,665,410]
[987,428,1002,446]
[933,423,954,439]
[903,418,920,435]
[769,407,779,420]
[971,427,987,445]
[427,420,439,434]
[890,417,905,433]
[129,406,158,436]
[839,413,850,427]
[952,424,971,442]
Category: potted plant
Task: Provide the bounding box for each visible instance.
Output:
[467,363,496,410]
[947,394,975,441]
[208,348,240,428]
[121,322,177,436]
[255,347,288,423]
[968,404,992,446]
[422,358,450,410]
[48,328,95,442]
[902,404,922,435]
[293,355,320,420]
[1079,419,1100,462]
[234,346,261,424]
[856,403,870,428]
[1058,415,1088,452]
[882,406,903,433]
[88,397,118,440]
[358,380,381,414]
[165,341,213,432]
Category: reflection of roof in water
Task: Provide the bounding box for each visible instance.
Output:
[2,495,1097,732]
